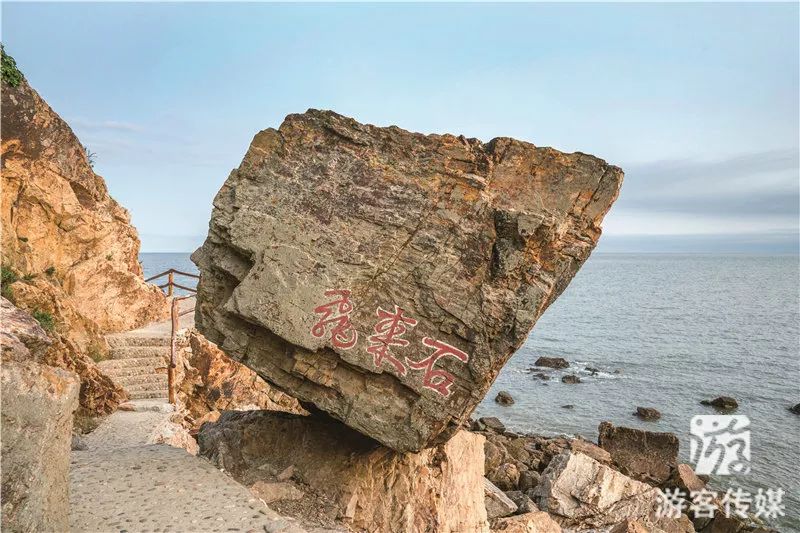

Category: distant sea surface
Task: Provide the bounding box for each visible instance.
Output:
[140,252,799,530]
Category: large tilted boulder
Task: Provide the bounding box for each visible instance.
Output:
[1,302,80,532]
[197,410,489,533]
[193,110,623,451]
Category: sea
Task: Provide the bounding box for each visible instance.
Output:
[140,252,800,531]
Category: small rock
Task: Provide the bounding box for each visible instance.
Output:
[534,356,569,369]
[249,481,303,503]
[488,462,520,491]
[789,403,800,415]
[484,478,518,519]
[518,470,540,492]
[561,374,581,384]
[478,417,506,434]
[700,396,738,410]
[490,512,562,533]
[484,441,506,475]
[71,433,87,451]
[634,407,661,421]
[276,465,295,481]
[613,369,622,374]
[533,372,551,381]
[570,438,612,464]
[117,403,136,412]
[505,490,538,514]
[495,391,515,406]
[666,463,705,493]
[585,366,600,375]
[561,404,574,409]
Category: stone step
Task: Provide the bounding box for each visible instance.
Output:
[106,335,170,348]
[109,345,169,360]
[125,381,168,394]
[112,374,168,388]
[97,356,167,374]
[127,390,169,400]
[99,365,166,378]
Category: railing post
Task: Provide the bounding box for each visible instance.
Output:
[168,297,179,405]
[167,271,174,297]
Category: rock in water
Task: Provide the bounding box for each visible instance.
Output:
[193,110,623,451]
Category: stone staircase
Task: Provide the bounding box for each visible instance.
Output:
[99,334,170,400]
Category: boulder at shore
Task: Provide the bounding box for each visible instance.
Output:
[192,110,623,452]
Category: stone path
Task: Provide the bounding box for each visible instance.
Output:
[69,400,310,533]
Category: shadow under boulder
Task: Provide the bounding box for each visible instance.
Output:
[197,410,488,533]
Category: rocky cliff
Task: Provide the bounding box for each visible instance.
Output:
[1,58,167,335]
[193,110,623,452]
[1,50,168,414]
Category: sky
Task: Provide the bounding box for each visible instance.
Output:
[2,2,798,253]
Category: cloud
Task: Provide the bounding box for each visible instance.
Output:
[70,118,144,133]
[617,148,799,218]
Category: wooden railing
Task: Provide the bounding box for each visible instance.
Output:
[144,268,199,296]
[144,268,199,404]
[168,295,195,404]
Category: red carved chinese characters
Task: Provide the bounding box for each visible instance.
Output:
[367,305,418,375]
[310,289,358,349]
[406,337,469,397]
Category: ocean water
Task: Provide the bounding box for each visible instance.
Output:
[141,252,799,530]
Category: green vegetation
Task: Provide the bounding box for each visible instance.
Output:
[87,342,109,363]
[1,45,24,87]
[45,266,56,276]
[84,145,97,168]
[32,310,55,332]
[1,265,19,301]
[22,273,37,282]
[18,236,28,243]
[106,253,113,261]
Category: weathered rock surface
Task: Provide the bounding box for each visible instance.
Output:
[490,512,561,533]
[1,358,79,532]
[198,410,489,533]
[175,329,303,428]
[1,73,167,333]
[485,479,518,519]
[0,296,51,361]
[192,110,622,451]
[598,421,679,485]
[1,295,124,415]
[532,451,661,530]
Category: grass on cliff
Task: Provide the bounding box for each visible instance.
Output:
[1,265,18,301]
[1,45,24,87]
[88,342,109,363]
[32,309,55,332]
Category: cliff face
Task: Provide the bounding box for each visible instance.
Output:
[1,55,167,414]
[1,73,167,334]
[193,110,623,452]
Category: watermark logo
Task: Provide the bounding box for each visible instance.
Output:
[689,415,751,475]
